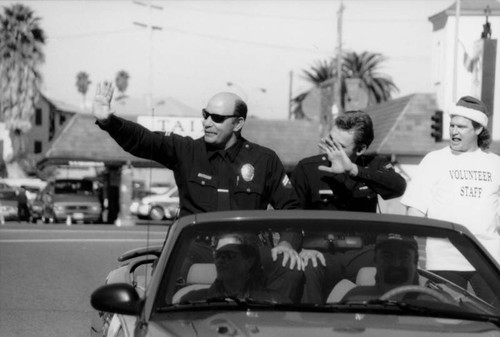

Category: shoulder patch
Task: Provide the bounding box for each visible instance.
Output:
[282,174,292,188]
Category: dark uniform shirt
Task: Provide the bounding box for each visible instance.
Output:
[291,154,406,213]
[180,279,288,304]
[97,115,301,246]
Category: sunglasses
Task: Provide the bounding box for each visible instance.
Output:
[202,109,239,123]
[214,250,241,260]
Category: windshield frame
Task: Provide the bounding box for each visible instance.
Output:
[148,211,500,320]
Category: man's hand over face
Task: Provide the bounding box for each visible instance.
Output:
[92,82,114,122]
[318,137,354,174]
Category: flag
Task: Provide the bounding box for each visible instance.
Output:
[460,41,480,73]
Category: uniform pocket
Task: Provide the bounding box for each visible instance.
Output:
[187,172,217,209]
[233,181,265,209]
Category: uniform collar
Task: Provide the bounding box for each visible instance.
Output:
[206,137,244,162]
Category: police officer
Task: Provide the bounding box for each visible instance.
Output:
[291,110,407,303]
[93,82,303,301]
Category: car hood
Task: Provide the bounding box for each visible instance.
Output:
[142,195,179,203]
[0,199,17,206]
[147,311,500,336]
[52,194,99,203]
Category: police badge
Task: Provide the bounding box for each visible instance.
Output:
[241,164,255,182]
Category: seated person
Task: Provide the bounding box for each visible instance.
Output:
[180,232,287,303]
[341,233,419,301]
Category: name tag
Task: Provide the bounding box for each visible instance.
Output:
[197,173,212,180]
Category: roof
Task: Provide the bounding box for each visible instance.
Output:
[39,113,150,168]
[365,93,444,156]
[40,95,85,114]
[37,94,500,169]
[365,93,500,156]
[243,119,320,168]
[429,0,500,31]
[442,0,500,15]
[37,112,321,170]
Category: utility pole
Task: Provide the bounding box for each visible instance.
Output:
[336,0,345,116]
[452,0,461,103]
[133,0,163,113]
[288,70,293,120]
[114,0,163,227]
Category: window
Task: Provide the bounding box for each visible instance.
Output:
[35,108,42,126]
[34,141,42,154]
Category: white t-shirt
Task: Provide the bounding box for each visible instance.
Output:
[401,146,500,269]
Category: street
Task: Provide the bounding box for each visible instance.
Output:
[0,221,169,337]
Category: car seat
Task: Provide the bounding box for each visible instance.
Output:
[326,266,377,303]
[327,267,427,303]
[172,263,216,303]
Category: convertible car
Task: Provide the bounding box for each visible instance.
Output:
[90,210,500,337]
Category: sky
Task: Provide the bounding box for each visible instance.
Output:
[3,0,455,119]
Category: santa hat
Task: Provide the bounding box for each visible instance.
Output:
[450,96,489,128]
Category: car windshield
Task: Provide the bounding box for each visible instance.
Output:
[155,213,500,319]
[0,190,17,200]
[54,180,94,195]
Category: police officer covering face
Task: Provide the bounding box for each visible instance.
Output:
[93,82,303,302]
[292,111,407,303]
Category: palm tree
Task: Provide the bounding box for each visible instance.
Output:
[114,70,130,101]
[343,51,398,105]
[76,71,91,109]
[0,4,45,177]
[292,51,398,119]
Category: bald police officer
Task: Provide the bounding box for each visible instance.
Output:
[93,82,303,301]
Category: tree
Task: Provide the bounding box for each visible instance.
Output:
[114,70,130,101]
[292,51,398,119]
[342,51,398,105]
[0,4,45,178]
[76,71,91,109]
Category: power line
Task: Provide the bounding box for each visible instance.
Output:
[157,24,334,54]
[47,24,335,55]
[165,1,446,22]
[47,29,137,40]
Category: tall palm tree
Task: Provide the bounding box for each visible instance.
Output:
[115,70,130,101]
[76,71,91,109]
[292,51,398,119]
[343,51,398,105]
[0,4,45,177]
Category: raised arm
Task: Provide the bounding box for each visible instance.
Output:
[92,82,115,124]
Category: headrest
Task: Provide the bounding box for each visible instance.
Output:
[356,267,376,286]
[186,263,217,284]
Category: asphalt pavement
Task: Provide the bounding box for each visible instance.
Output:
[0,220,168,337]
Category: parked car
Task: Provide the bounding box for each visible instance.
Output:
[130,186,179,221]
[40,178,102,224]
[0,188,18,221]
[91,211,500,337]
